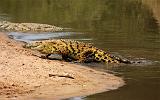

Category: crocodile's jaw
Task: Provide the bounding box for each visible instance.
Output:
[24,42,42,50]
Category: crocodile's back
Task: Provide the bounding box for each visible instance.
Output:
[54,39,95,60]
[60,40,120,63]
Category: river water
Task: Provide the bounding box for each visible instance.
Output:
[0,0,160,100]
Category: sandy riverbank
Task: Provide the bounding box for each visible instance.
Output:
[0,32,124,100]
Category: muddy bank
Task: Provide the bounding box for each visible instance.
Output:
[0,32,124,100]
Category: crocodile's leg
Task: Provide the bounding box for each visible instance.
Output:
[76,50,95,63]
[40,54,64,60]
[62,54,74,62]
[40,54,51,59]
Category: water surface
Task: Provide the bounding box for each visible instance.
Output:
[0,0,160,100]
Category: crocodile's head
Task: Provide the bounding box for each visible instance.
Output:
[24,40,60,54]
[24,41,43,49]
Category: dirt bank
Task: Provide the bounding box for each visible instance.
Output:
[0,32,124,100]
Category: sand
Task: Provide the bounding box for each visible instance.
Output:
[0,32,124,100]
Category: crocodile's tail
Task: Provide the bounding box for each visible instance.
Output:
[93,49,119,63]
[110,55,132,64]
[94,49,132,64]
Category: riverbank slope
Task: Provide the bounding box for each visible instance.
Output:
[0,32,124,100]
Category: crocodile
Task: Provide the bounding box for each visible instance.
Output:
[24,39,132,64]
[0,21,63,32]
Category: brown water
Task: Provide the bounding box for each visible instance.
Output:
[0,0,160,100]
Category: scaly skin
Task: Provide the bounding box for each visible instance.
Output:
[24,39,132,64]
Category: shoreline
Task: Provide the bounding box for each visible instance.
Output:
[0,32,124,100]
